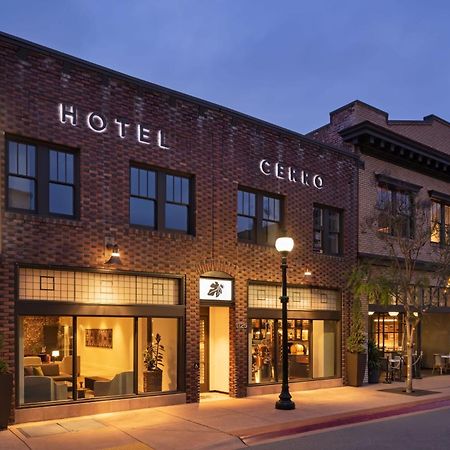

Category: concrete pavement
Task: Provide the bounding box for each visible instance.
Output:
[1,375,449,449]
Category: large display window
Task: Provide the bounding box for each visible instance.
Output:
[249,318,338,384]
[18,315,180,405]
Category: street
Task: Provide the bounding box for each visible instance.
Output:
[252,407,450,450]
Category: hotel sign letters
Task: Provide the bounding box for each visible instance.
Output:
[58,103,170,149]
[259,159,324,190]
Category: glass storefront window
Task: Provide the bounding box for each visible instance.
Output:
[138,318,178,393]
[18,316,73,405]
[370,313,404,353]
[77,317,134,398]
[18,315,179,405]
[249,318,338,384]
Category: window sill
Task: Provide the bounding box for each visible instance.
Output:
[127,226,195,241]
[5,211,81,227]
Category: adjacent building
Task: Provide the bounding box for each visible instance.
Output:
[309,100,450,369]
[0,32,359,423]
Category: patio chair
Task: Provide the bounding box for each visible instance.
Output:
[432,354,444,375]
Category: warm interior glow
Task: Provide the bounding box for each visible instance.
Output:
[51,350,60,358]
[275,237,294,253]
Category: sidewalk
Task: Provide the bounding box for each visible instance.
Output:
[1,375,449,450]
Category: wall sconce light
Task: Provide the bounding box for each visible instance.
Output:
[388,311,399,317]
[105,239,122,265]
[413,312,419,317]
[368,311,375,316]
[304,268,312,277]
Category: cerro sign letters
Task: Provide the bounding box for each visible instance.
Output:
[58,103,170,149]
[259,159,324,190]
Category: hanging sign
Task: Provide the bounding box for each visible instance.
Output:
[199,278,233,301]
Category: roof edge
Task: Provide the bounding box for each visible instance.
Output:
[0,31,359,162]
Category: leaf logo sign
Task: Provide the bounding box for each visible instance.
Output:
[208,281,224,298]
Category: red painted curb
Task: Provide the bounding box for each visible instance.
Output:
[240,397,450,445]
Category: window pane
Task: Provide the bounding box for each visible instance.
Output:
[8,141,18,174]
[130,197,155,227]
[313,230,323,252]
[66,153,74,184]
[328,210,340,232]
[49,183,74,216]
[328,233,340,255]
[19,316,73,405]
[165,203,188,231]
[174,176,181,203]
[139,169,148,197]
[166,175,174,202]
[263,196,280,221]
[58,152,66,182]
[18,144,27,175]
[237,216,255,241]
[262,220,279,245]
[130,168,139,196]
[28,146,36,177]
[77,317,133,398]
[250,319,276,384]
[8,176,35,210]
[182,177,189,204]
[138,318,178,393]
[377,186,391,210]
[313,207,323,228]
[147,171,156,198]
[287,319,311,381]
[50,150,58,181]
[431,201,441,243]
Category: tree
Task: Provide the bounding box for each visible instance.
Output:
[359,197,450,393]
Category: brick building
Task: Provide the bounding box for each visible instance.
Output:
[309,100,450,371]
[0,32,359,424]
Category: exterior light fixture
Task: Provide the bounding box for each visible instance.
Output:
[274,235,295,410]
[105,240,122,265]
[368,311,375,316]
[388,311,399,317]
[413,312,419,317]
[304,268,312,277]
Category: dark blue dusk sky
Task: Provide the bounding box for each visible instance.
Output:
[1,0,450,133]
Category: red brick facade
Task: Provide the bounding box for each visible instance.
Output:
[0,33,359,422]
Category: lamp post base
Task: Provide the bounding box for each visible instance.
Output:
[275,398,296,410]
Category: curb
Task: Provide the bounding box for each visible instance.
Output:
[239,396,450,445]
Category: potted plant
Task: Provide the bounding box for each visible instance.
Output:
[346,298,367,386]
[143,333,164,392]
[368,339,381,383]
[0,334,13,429]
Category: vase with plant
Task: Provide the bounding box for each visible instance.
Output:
[0,333,13,429]
[143,333,164,392]
[368,339,381,383]
[346,297,367,386]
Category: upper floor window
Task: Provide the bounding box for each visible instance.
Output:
[431,199,450,245]
[313,206,342,255]
[376,185,414,238]
[130,166,193,234]
[7,139,77,217]
[237,189,281,245]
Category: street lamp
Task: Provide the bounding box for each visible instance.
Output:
[275,236,295,410]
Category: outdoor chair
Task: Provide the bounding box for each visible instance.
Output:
[432,354,444,375]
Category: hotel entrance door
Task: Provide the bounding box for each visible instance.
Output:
[199,306,230,394]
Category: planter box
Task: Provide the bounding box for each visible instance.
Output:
[143,369,162,392]
[346,352,366,387]
[0,373,13,429]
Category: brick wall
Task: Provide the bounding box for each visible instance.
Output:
[0,34,359,417]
